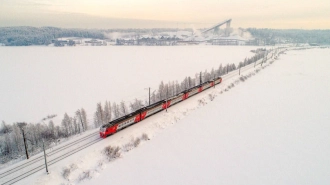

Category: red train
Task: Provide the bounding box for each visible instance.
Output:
[100,77,222,138]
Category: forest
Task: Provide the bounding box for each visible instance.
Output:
[0,27,180,46]
[247,28,330,45]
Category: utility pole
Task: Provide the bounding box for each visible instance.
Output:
[148,87,150,105]
[42,140,49,174]
[22,129,29,159]
[166,86,168,112]
[213,74,216,88]
[18,122,29,160]
[200,71,202,85]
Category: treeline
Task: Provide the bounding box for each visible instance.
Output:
[0,109,88,163]
[0,27,105,46]
[247,28,330,45]
[92,49,268,127]
[0,27,191,46]
[238,49,268,68]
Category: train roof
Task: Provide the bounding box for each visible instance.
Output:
[101,77,223,129]
[101,109,140,128]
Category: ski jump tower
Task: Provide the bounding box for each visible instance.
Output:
[202,19,232,36]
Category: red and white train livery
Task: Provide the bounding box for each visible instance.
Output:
[100,77,222,138]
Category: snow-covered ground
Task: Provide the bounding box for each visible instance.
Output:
[0,46,263,124]
[2,47,328,185]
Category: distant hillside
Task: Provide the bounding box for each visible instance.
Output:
[0,27,187,46]
[247,28,330,45]
[0,27,106,46]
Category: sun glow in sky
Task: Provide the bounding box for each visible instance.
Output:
[0,0,329,28]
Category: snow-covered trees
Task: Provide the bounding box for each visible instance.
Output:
[0,110,89,163]
[81,108,88,130]
[119,101,128,116]
[61,113,72,137]
[247,28,330,45]
[130,99,144,112]
[94,103,104,127]
[112,102,121,119]
[0,27,106,46]
[103,101,112,123]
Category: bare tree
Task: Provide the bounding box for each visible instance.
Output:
[119,101,128,116]
[94,102,104,127]
[112,102,120,119]
[130,99,144,112]
[61,113,71,137]
[75,109,83,133]
[104,101,112,123]
[81,108,88,130]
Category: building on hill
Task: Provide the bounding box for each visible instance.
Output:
[210,35,247,45]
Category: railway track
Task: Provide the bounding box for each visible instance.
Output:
[222,55,273,80]
[0,131,101,185]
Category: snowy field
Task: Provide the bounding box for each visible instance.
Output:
[82,48,329,185]
[3,47,328,185]
[0,46,262,124]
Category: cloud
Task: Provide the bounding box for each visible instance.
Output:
[0,0,329,29]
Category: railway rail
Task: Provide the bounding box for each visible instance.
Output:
[0,132,100,185]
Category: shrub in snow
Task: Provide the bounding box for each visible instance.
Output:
[98,161,105,169]
[122,137,142,152]
[122,141,133,152]
[198,99,207,106]
[70,163,78,171]
[208,94,215,101]
[62,168,71,180]
[134,138,141,147]
[62,164,77,180]
[141,133,149,141]
[79,170,92,181]
[104,146,121,161]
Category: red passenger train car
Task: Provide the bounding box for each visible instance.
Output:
[100,77,222,138]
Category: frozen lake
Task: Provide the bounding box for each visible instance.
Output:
[0,46,263,124]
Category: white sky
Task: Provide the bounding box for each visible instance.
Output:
[0,0,329,28]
